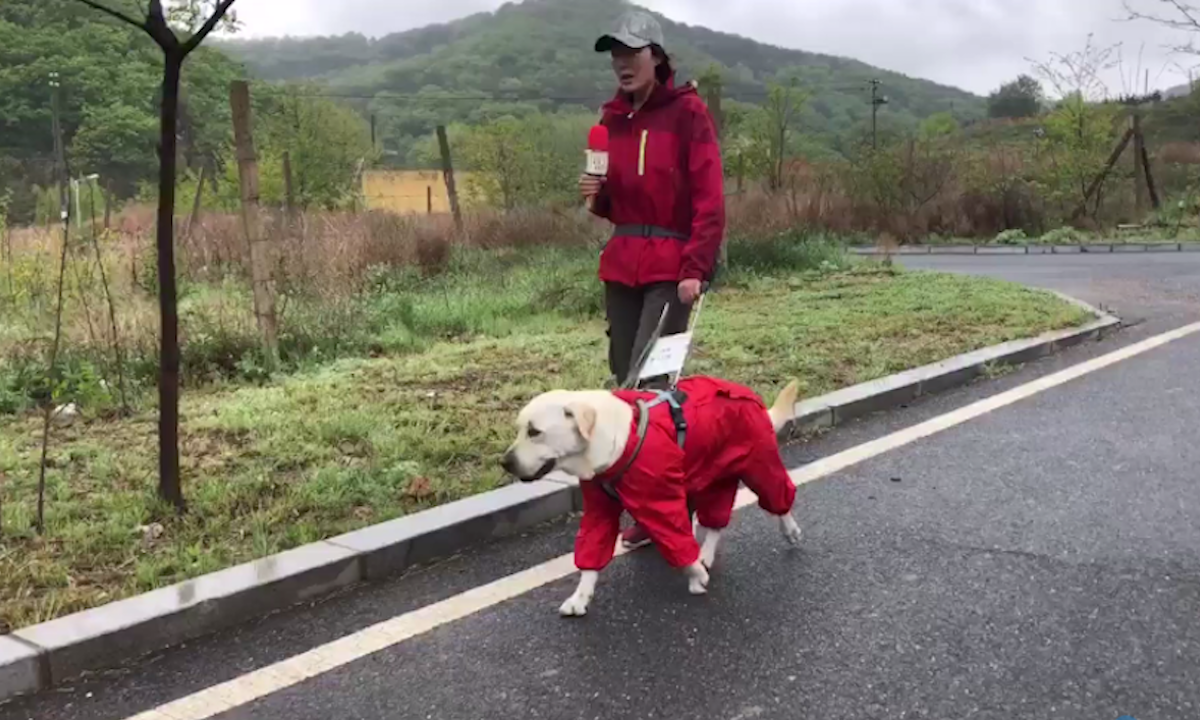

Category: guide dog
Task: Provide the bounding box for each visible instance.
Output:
[502,376,802,617]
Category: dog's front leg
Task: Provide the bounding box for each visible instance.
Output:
[698,527,722,570]
[779,513,803,547]
[683,561,710,595]
[559,570,599,617]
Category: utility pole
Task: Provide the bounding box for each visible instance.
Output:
[1123,87,1162,218]
[870,79,889,150]
[1073,88,1163,220]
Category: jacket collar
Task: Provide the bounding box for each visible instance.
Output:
[602,73,695,116]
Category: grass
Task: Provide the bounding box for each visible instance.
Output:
[0,245,1092,631]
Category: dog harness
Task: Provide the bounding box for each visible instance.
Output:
[599,388,688,502]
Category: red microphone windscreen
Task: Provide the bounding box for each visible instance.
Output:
[587,125,609,152]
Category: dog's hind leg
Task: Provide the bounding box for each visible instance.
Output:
[692,482,737,571]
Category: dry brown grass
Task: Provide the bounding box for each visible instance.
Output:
[723,139,1196,243]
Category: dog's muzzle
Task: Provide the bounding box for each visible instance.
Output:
[501,452,555,483]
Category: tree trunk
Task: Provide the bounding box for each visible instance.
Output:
[157,54,185,512]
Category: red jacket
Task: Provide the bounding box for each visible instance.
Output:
[575,377,796,571]
[590,77,726,287]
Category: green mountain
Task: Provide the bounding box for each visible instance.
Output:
[218,0,985,162]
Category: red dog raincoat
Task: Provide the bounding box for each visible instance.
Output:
[575,376,797,571]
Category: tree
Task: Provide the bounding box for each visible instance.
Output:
[1125,0,1200,53]
[697,64,725,139]
[71,102,159,198]
[257,86,376,210]
[1035,94,1121,218]
[72,0,238,513]
[740,78,809,191]
[458,113,592,210]
[1029,34,1119,103]
[988,75,1045,119]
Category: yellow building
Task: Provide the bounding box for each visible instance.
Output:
[362,170,479,215]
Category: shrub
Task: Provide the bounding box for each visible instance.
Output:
[994,228,1029,245]
[1038,226,1085,245]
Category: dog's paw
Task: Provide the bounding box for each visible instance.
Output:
[779,514,803,547]
[559,594,590,617]
[685,562,710,595]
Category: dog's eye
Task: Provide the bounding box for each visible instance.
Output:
[527,425,542,439]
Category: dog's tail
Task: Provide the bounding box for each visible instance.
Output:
[768,379,801,436]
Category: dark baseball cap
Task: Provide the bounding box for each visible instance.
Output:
[595,10,666,52]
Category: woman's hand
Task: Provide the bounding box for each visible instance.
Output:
[579,174,604,199]
[678,279,703,305]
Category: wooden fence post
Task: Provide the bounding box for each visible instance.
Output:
[283,150,297,224]
[230,80,279,370]
[437,125,464,233]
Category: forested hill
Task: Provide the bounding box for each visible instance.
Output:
[217,0,985,158]
[0,0,244,221]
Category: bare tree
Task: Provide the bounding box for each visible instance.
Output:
[1028,34,1121,102]
[1127,0,1200,27]
[72,0,238,512]
[1125,0,1200,86]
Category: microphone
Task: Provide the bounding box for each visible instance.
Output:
[585,125,608,210]
[586,125,609,176]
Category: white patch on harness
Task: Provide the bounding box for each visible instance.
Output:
[638,332,693,381]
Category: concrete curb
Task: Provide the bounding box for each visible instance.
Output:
[0,300,1121,703]
[780,297,1120,437]
[850,242,1200,256]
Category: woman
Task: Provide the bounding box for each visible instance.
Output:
[581,11,726,550]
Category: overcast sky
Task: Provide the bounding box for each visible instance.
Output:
[229,0,1200,96]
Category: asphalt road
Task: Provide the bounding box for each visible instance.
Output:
[6,254,1200,720]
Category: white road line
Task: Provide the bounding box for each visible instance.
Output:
[127,321,1200,720]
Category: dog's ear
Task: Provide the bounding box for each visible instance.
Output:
[565,402,597,441]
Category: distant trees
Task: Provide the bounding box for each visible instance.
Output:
[987,75,1044,119]
[450,113,593,210]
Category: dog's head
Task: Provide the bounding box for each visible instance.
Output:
[501,391,598,482]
